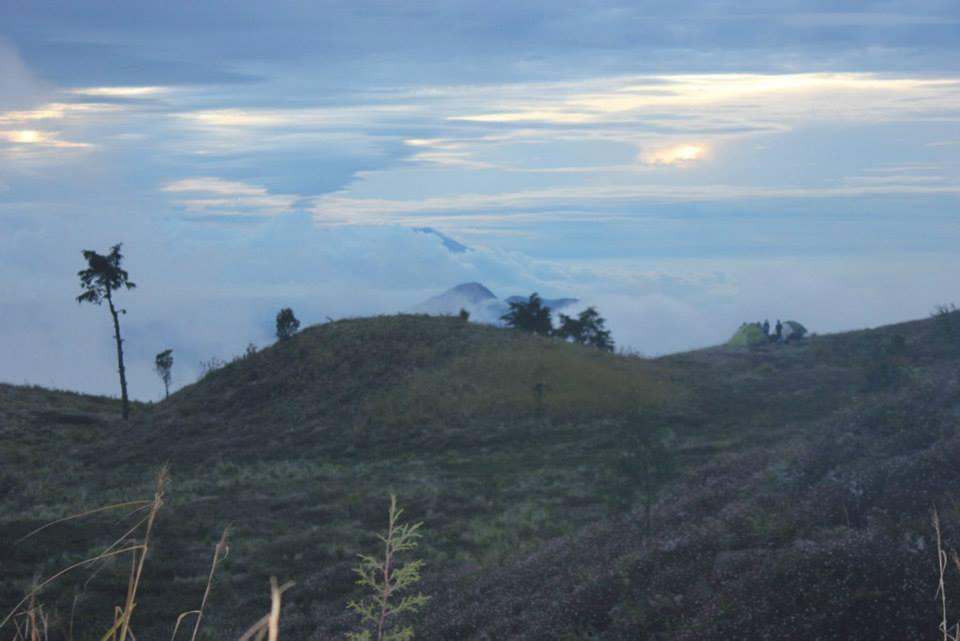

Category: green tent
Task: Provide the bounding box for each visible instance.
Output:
[728,323,769,347]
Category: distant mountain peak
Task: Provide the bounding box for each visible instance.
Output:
[413,282,577,322]
[448,282,497,301]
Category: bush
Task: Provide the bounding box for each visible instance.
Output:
[932,303,960,338]
[276,307,301,340]
[198,356,226,381]
[347,495,429,641]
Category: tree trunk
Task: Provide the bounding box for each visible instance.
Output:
[106,289,130,420]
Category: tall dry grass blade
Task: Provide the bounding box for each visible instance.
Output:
[9,585,49,641]
[28,592,47,641]
[115,466,168,641]
[236,616,269,641]
[82,514,153,591]
[100,607,124,641]
[111,503,154,528]
[14,502,151,544]
[268,577,287,641]
[169,611,201,641]
[0,545,143,632]
[236,578,293,641]
[933,510,960,641]
[187,528,230,641]
[950,550,960,641]
[935,511,952,641]
[3,468,168,639]
[99,605,137,641]
[11,588,48,641]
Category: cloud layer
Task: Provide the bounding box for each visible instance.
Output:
[1,3,959,397]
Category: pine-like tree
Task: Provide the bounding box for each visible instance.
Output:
[77,244,136,419]
[500,293,553,336]
[557,306,614,351]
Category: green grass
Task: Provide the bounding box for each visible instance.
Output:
[2,313,959,640]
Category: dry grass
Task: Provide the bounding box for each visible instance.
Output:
[2,468,167,641]
[236,578,294,641]
[1,469,291,641]
[933,510,960,641]
[369,337,680,425]
[9,588,48,641]
[169,528,230,641]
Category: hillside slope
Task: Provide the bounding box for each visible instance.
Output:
[2,313,960,640]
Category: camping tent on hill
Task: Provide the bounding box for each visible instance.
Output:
[727,323,768,347]
[782,320,807,341]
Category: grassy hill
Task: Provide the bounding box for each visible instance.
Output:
[2,312,960,640]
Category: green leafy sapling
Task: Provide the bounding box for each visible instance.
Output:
[347,495,430,641]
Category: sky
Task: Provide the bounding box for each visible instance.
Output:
[1,0,959,399]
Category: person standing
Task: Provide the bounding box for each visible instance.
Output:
[775,320,783,341]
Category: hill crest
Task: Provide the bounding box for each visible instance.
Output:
[3,311,960,640]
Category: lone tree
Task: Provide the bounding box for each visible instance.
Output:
[154,349,173,399]
[276,307,300,340]
[616,426,675,535]
[557,306,615,351]
[77,244,136,419]
[500,293,553,336]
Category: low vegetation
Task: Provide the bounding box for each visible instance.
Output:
[2,312,959,639]
[347,495,429,641]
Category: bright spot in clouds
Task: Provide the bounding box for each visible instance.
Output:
[0,128,92,149]
[9,129,41,143]
[642,144,708,165]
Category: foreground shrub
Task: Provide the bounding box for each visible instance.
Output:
[347,495,429,641]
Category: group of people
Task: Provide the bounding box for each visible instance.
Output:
[735,317,807,346]
[749,319,786,341]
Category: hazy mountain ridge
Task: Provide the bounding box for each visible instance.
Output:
[413,281,579,322]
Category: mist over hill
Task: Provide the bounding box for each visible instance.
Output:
[413,282,579,323]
